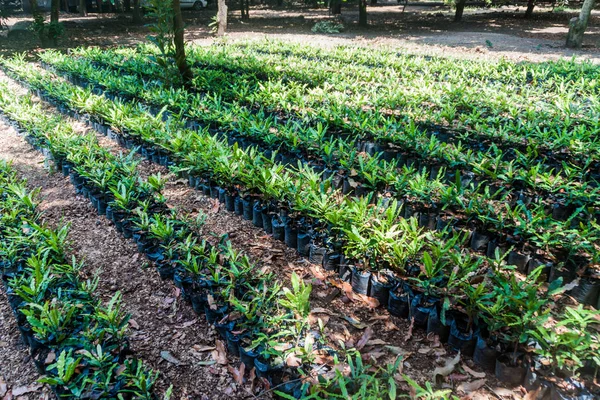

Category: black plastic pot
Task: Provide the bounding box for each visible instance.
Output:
[507,251,531,273]
[388,287,411,319]
[262,209,273,234]
[270,216,285,241]
[240,345,259,369]
[204,304,229,324]
[284,221,298,249]
[338,262,351,282]
[225,194,236,212]
[410,294,437,328]
[495,355,526,386]
[470,230,490,251]
[426,305,451,343]
[254,358,284,385]
[234,196,244,215]
[487,240,508,259]
[252,202,264,229]
[473,334,497,371]
[214,320,234,340]
[308,244,327,266]
[218,188,226,204]
[569,278,600,306]
[351,267,371,295]
[447,318,476,357]
[210,186,220,200]
[242,198,253,221]
[297,232,311,256]
[202,184,211,196]
[368,274,392,307]
[226,330,241,357]
[322,252,341,271]
[190,292,207,315]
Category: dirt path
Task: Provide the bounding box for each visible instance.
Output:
[0,107,247,399]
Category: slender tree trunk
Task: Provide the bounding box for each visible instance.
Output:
[454,0,466,22]
[172,0,193,86]
[125,0,131,11]
[61,0,67,12]
[51,0,59,22]
[79,0,87,15]
[566,0,596,48]
[96,0,103,13]
[30,0,39,14]
[330,0,341,14]
[132,0,142,22]
[217,0,227,36]
[370,0,376,5]
[525,0,535,18]
[358,0,367,26]
[245,0,250,19]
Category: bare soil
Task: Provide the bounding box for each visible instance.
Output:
[1,3,599,63]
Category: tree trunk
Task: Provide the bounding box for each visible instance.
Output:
[358,0,367,26]
[330,0,341,14]
[51,0,59,22]
[245,0,250,19]
[30,0,39,14]
[566,0,596,48]
[61,0,68,12]
[370,0,376,5]
[132,0,142,22]
[525,0,535,18]
[97,0,103,13]
[454,0,466,22]
[172,0,193,86]
[79,0,87,16]
[125,0,131,11]
[217,0,228,36]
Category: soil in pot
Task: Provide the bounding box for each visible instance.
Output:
[495,354,526,386]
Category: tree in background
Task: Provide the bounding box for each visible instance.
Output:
[217,0,228,36]
[51,0,59,23]
[146,0,193,86]
[525,0,535,18]
[358,0,367,26]
[454,0,466,22]
[79,0,87,16]
[132,0,142,23]
[172,0,193,85]
[566,0,596,48]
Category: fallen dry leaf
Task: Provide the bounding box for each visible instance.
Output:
[356,294,380,309]
[462,364,486,379]
[310,307,335,315]
[12,383,42,396]
[286,353,302,367]
[457,379,486,393]
[0,378,7,398]
[212,340,228,365]
[160,351,181,366]
[175,319,197,329]
[128,319,140,330]
[342,315,368,329]
[404,317,415,342]
[356,327,373,351]
[193,345,216,352]
[366,339,387,346]
[228,363,245,385]
[432,352,461,381]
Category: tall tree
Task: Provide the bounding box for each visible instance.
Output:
[454,0,466,22]
[525,0,535,18]
[358,0,367,26]
[566,0,596,48]
[51,0,59,23]
[79,0,87,16]
[330,0,341,14]
[217,0,228,36]
[132,0,142,22]
[172,0,193,85]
